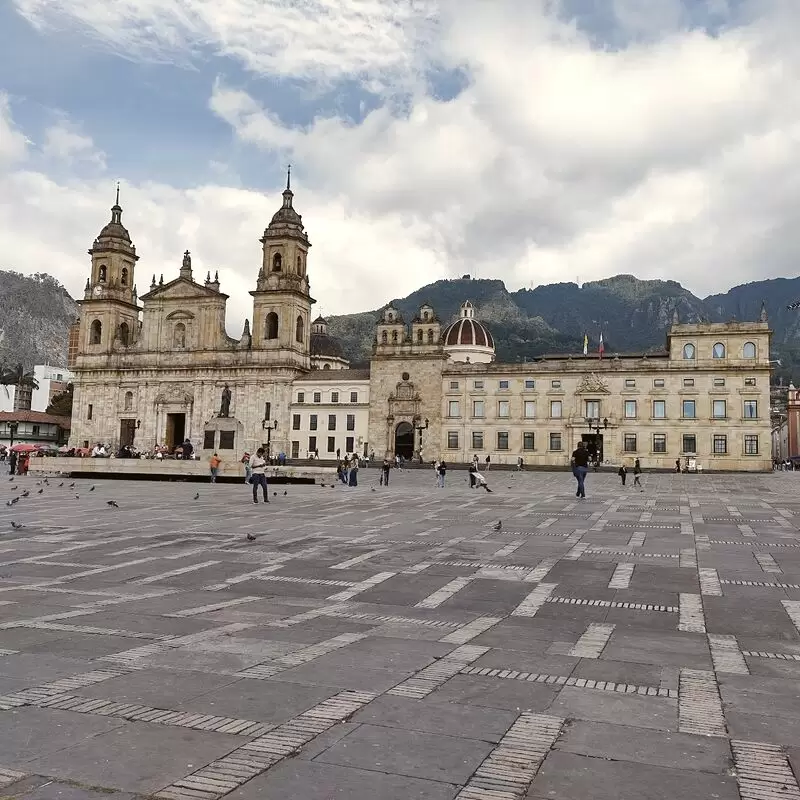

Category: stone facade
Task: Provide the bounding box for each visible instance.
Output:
[69,184,773,472]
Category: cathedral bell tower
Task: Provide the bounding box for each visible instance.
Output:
[77,186,141,353]
[250,168,314,369]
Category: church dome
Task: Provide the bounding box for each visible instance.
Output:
[310,316,346,360]
[95,203,132,244]
[442,301,495,363]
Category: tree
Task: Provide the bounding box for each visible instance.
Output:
[46,382,73,417]
[0,363,39,399]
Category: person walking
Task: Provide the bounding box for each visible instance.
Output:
[485,454,491,471]
[633,458,643,490]
[241,452,252,484]
[473,469,493,492]
[437,460,447,488]
[348,457,359,486]
[209,452,222,482]
[468,462,477,488]
[618,463,627,486]
[249,447,269,503]
[380,458,391,486]
[516,456,524,471]
[571,441,589,499]
[8,450,17,476]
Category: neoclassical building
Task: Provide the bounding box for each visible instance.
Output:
[69,182,773,471]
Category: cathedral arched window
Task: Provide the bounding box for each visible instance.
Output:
[124,391,133,411]
[296,255,302,272]
[713,342,726,359]
[98,265,107,283]
[323,363,331,370]
[265,312,279,340]
[381,331,388,344]
[417,330,423,343]
[119,322,130,346]
[423,311,429,321]
[121,267,129,286]
[272,253,282,272]
[89,319,102,345]
[743,341,757,359]
[295,315,304,344]
[427,329,434,344]
[173,322,186,349]
[392,330,398,344]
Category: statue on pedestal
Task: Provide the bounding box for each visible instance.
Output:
[219,384,231,417]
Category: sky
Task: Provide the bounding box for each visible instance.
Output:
[1,0,799,334]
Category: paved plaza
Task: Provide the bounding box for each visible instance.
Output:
[2,468,800,799]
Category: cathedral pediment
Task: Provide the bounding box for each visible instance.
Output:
[140,277,228,302]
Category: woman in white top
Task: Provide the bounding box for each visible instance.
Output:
[249,448,269,504]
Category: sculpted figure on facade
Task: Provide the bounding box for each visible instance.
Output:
[219,384,232,417]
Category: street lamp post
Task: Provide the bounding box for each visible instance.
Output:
[413,417,429,462]
[262,419,278,462]
[585,416,609,434]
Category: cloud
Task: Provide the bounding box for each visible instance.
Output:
[41,119,106,169]
[0,93,28,166]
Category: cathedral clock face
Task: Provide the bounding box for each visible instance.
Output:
[93,285,103,297]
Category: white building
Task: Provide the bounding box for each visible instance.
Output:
[0,365,73,413]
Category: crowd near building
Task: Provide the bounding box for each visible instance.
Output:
[68,177,773,472]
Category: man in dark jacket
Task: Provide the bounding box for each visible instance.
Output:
[571,441,589,498]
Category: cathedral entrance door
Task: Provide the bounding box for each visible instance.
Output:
[394,422,414,460]
[119,419,136,448]
[166,413,186,452]
[581,433,603,464]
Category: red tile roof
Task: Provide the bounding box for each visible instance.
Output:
[0,411,71,428]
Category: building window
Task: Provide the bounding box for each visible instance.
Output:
[624,379,636,388]
[713,378,725,387]
[264,402,271,420]
[497,431,509,450]
[119,322,130,346]
[291,441,299,459]
[713,434,727,454]
[327,436,335,453]
[549,432,562,451]
[203,430,215,450]
[392,330,398,344]
[653,379,665,388]
[473,400,485,418]
[713,342,726,359]
[653,434,667,453]
[417,330,423,343]
[682,400,696,419]
[89,319,102,345]
[499,380,509,390]
[743,400,758,419]
[623,434,637,453]
[313,392,321,403]
[624,400,636,419]
[265,312,279,339]
[219,431,235,450]
[745,377,756,387]
[124,391,133,411]
[743,342,757,359]
[272,252,282,271]
[346,414,355,431]
[448,400,460,417]
[292,414,300,430]
[98,265,107,282]
[550,400,562,418]
[328,415,336,431]
[381,331,388,344]
[474,380,484,390]
[524,401,536,418]
[585,400,600,418]
[308,436,317,453]
[652,400,666,419]
[447,431,459,449]
[350,391,358,403]
[712,400,726,419]
[331,392,339,403]
[524,379,535,390]
[498,401,510,418]
[683,378,694,388]
[449,381,459,390]
[295,316,304,344]
[682,343,695,360]
[523,432,535,450]
[310,415,318,431]
[87,403,93,420]
[297,391,305,403]
[31,424,40,437]
[682,434,697,454]
[744,434,759,455]
[427,329,434,344]
[345,436,355,452]
[551,380,561,389]
[472,431,484,449]
[172,322,185,349]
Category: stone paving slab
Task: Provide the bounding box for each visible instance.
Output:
[2,470,800,799]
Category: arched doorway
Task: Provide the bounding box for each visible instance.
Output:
[394,422,414,459]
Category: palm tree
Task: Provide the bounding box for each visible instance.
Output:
[0,364,39,406]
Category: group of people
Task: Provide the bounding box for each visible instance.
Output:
[336,455,360,486]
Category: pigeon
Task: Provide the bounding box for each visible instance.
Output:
[107,500,119,508]
[8,477,13,482]
[10,521,23,529]
[320,483,326,488]
[37,488,43,494]
[5,500,13,507]
[371,488,376,492]
[273,492,277,497]
[11,486,17,491]
[58,481,64,487]
[492,521,502,531]
[193,492,200,500]
[89,486,96,492]
[69,482,75,488]
[246,533,256,542]
[21,490,29,498]
[283,491,287,496]
[75,494,80,499]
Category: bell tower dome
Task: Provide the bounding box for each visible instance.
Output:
[250,167,314,369]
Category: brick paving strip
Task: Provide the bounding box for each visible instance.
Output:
[415,575,476,609]
[707,634,749,675]
[782,600,800,636]
[546,597,677,613]
[723,580,800,589]
[754,553,782,574]
[455,712,565,800]
[568,623,615,658]
[698,568,723,596]
[0,668,130,710]
[608,563,634,589]
[511,583,557,617]
[387,644,489,699]
[731,739,800,800]
[459,666,677,698]
[678,669,727,737]
[741,651,800,661]
[155,690,376,800]
[678,593,706,633]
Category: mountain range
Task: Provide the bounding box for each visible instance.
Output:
[3,269,800,385]
[327,273,800,384]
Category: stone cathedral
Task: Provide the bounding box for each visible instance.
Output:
[69,178,773,472]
